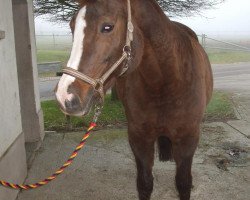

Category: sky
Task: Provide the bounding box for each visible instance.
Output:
[35,0,250,37]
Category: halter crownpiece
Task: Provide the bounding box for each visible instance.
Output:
[62,0,134,100]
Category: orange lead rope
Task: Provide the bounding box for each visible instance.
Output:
[0,106,102,190]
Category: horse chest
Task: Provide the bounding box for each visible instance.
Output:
[125,93,185,126]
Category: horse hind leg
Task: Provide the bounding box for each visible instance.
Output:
[173,129,199,200]
[175,154,194,200]
[157,136,173,162]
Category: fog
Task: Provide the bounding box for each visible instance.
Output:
[173,0,250,37]
[35,0,250,38]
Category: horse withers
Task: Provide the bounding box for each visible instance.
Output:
[55,0,213,199]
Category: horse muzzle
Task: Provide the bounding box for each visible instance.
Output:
[55,81,96,117]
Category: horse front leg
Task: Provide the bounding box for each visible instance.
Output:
[172,129,199,200]
[129,131,155,200]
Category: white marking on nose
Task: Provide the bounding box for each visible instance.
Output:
[56,6,87,108]
[56,74,75,109]
[67,6,87,70]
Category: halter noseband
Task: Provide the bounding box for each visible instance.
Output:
[62,0,134,101]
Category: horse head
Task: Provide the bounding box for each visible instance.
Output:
[55,0,143,116]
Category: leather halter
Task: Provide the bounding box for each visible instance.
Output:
[62,0,134,101]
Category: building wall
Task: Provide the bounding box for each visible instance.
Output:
[0,0,27,199]
[0,0,23,157]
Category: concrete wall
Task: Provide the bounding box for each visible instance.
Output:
[0,0,27,199]
[12,0,44,143]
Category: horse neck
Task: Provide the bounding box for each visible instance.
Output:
[132,0,175,89]
[133,0,172,46]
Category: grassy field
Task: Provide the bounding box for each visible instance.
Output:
[207,51,250,64]
[37,50,70,65]
[42,92,236,131]
[36,34,250,65]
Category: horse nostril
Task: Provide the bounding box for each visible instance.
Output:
[64,96,80,111]
[65,99,72,110]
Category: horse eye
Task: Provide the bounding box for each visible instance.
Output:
[101,24,114,33]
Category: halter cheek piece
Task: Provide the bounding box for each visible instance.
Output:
[62,0,134,101]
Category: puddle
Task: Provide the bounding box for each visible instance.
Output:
[215,143,249,171]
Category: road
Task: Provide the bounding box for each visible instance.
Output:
[39,62,250,100]
[213,62,250,91]
[39,77,60,101]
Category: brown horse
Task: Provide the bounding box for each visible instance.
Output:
[55,0,213,199]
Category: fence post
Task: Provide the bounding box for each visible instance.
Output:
[201,34,206,49]
[53,34,56,49]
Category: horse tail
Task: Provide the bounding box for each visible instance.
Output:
[157,136,173,162]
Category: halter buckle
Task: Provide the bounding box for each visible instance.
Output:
[123,45,132,59]
[119,45,132,76]
[94,79,105,101]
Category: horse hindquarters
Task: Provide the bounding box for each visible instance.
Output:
[128,131,155,200]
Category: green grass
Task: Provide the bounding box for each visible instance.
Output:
[37,50,69,64]
[207,51,250,64]
[42,95,126,131]
[42,92,235,131]
[205,91,236,121]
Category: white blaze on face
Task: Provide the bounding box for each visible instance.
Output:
[56,6,87,108]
